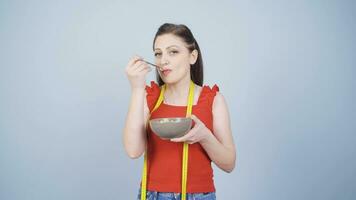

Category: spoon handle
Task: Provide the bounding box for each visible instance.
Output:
[142,60,160,68]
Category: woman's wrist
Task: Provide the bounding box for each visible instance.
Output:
[199,129,215,146]
[131,87,145,93]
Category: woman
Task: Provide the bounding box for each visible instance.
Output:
[123,23,236,200]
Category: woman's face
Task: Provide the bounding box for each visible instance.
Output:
[153,34,197,84]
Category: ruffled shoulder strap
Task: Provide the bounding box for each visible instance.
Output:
[145,81,161,112]
[198,84,220,110]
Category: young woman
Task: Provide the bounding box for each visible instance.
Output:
[123,23,236,200]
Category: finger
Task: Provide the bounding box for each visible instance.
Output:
[134,62,151,74]
[138,65,152,73]
[187,140,196,145]
[127,55,143,68]
[135,61,149,70]
[126,60,142,74]
[170,129,196,142]
[170,138,183,142]
[170,135,187,142]
[137,67,152,76]
[126,62,141,75]
[191,115,203,128]
[191,115,202,124]
[131,61,146,72]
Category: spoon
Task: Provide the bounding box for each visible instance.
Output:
[141,59,160,69]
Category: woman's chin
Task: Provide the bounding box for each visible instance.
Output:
[161,78,176,85]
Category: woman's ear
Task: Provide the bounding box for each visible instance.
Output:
[189,49,198,65]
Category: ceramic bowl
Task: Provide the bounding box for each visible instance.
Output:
[149,117,192,139]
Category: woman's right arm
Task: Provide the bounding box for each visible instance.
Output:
[123,56,152,159]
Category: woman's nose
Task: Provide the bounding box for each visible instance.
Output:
[160,53,169,66]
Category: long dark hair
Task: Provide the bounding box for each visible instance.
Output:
[152,23,204,86]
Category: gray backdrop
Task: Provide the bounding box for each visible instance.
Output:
[1,0,355,199]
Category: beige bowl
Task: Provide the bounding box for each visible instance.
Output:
[149,117,192,139]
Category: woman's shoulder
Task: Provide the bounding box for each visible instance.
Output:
[198,83,221,109]
[145,81,161,111]
[200,83,220,100]
[201,83,219,94]
[145,81,161,94]
[203,84,228,116]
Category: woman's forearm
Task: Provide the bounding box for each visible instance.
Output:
[123,88,146,159]
[200,131,236,173]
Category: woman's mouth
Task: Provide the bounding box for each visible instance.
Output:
[162,69,172,76]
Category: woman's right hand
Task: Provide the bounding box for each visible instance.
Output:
[125,55,152,90]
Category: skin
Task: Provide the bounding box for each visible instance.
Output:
[123,33,236,173]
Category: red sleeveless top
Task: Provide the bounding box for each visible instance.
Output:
[144,81,219,193]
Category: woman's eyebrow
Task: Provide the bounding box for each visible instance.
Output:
[154,45,179,51]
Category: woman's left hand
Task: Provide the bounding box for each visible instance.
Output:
[170,115,212,144]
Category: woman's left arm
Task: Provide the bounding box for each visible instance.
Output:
[171,92,236,173]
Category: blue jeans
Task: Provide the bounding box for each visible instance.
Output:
[137,188,216,200]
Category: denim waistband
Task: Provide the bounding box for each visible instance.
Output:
[137,188,216,200]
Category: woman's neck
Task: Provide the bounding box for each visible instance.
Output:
[163,78,193,105]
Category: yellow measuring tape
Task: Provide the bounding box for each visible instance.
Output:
[141,80,195,200]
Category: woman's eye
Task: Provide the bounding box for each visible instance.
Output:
[154,51,177,57]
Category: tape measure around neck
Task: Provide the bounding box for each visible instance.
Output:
[141,81,195,200]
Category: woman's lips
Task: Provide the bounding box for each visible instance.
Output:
[162,69,172,76]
